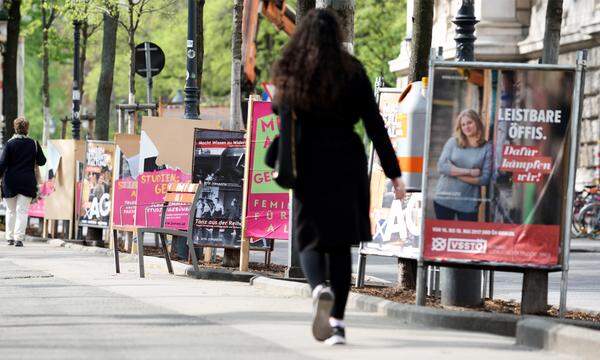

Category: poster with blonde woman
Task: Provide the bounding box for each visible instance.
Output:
[423,65,576,268]
[433,110,492,222]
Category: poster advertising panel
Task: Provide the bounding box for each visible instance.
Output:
[191,129,246,248]
[423,64,576,267]
[28,161,51,218]
[134,116,220,229]
[244,101,289,241]
[79,142,115,228]
[134,169,191,228]
[364,89,422,259]
[112,135,140,228]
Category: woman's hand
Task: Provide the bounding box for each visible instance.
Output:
[469,168,481,177]
[392,177,406,200]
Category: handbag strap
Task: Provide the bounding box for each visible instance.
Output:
[31,138,38,165]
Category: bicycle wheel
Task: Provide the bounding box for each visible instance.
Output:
[572,217,584,238]
[578,203,600,239]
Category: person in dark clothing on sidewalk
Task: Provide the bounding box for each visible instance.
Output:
[0,118,47,247]
[271,9,405,345]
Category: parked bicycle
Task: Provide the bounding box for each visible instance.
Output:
[572,184,600,239]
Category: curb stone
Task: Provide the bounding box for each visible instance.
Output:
[251,276,518,336]
[516,318,600,359]
[185,267,255,282]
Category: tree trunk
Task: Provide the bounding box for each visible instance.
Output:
[223,0,244,266]
[401,0,434,289]
[41,0,51,146]
[296,0,316,23]
[2,0,21,143]
[95,9,118,141]
[196,0,205,114]
[542,0,563,64]
[521,0,563,316]
[229,0,243,131]
[315,0,354,52]
[408,0,434,83]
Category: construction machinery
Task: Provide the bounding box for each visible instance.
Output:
[242,0,296,87]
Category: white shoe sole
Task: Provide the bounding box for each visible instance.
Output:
[325,335,346,346]
[312,289,334,341]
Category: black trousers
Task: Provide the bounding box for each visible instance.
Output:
[299,246,352,320]
[434,201,478,221]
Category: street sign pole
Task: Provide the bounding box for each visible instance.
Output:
[144,42,153,114]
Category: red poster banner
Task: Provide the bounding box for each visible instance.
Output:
[423,220,559,265]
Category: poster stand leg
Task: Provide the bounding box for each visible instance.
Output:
[482,271,489,299]
[154,233,160,248]
[159,233,173,274]
[415,261,427,306]
[355,252,367,288]
[427,266,433,296]
[239,236,250,271]
[186,236,200,272]
[489,270,494,298]
[203,248,212,263]
[42,220,48,238]
[285,195,304,279]
[112,228,120,274]
[137,230,145,278]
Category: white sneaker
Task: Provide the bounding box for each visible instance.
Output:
[312,284,334,341]
[325,326,346,345]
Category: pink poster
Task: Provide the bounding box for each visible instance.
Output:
[28,181,55,218]
[28,199,44,218]
[135,169,191,229]
[245,101,289,240]
[112,178,137,227]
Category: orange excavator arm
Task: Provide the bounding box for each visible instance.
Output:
[242,0,296,84]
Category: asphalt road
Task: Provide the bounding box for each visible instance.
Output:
[0,243,573,360]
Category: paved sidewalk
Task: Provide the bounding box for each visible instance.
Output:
[0,243,573,359]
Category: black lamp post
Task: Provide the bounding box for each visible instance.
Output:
[184,0,199,119]
[453,0,478,62]
[71,19,81,139]
[439,0,482,307]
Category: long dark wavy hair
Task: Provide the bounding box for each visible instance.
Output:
[271,9,354,111]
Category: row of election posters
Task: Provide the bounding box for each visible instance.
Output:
[107,104,289,250]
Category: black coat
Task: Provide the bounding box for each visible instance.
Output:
[275,59,401,253]
[0,136,47,198]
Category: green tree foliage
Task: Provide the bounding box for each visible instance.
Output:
[354,0,406,85]
[21,0,406,141]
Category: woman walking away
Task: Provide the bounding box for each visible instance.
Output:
[0,118,47,247]
[271,9,405,345]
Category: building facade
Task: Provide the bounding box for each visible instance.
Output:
[390,0,600,186]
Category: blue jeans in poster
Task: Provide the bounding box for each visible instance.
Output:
[433,201,478,222]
